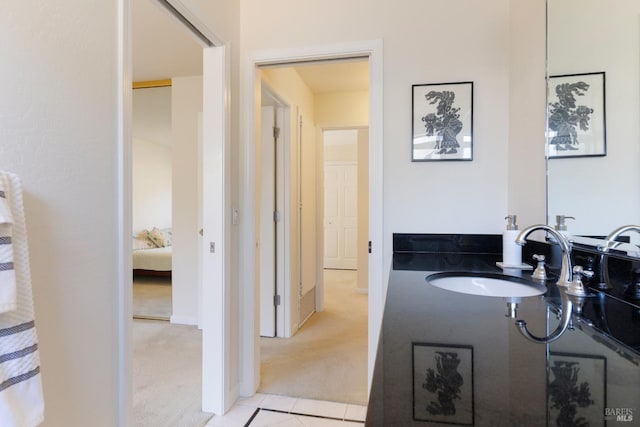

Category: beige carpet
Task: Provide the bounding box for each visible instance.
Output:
[133,276,172,320]
[132,269,367,426]
[133,319,212,427]
[259,269,368,405]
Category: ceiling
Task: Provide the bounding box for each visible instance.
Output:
[289,60,369,93]
[132,0,203,82]
[132,0,368,92]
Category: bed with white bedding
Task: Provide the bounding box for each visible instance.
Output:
[132,227,172,277]
[133,246,172,274]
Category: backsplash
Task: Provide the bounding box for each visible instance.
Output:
[393,233,502,254]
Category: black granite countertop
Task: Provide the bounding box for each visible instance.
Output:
[366,234,640,426]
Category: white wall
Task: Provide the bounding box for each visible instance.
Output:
[240,0,547,283]
[132,138,172,232]
[132,86,172,147]
[508,0,547,229]
[315,91,368,127]
[0,2,122,425]
[324,134,358,162]
[171,76,203,325]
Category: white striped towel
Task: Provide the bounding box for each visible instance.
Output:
[0,173,16,314]
[0,171,44,427]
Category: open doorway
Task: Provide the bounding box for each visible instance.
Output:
[322,127,369,291]
[130,0,214,424]
[254,60,370,405]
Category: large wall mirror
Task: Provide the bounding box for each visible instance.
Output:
[547,0,640,244]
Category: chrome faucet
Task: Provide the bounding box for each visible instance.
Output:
[595,225,640,290]
[604,225,640,250]
[515,224,573,287]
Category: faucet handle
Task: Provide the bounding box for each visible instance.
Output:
[573,265,594,280]
[531,254,547,281]
[567,265,592,297]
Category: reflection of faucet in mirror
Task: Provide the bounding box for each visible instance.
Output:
[595,225,640,290]
[604,225,640,251]
[515,224,573,286]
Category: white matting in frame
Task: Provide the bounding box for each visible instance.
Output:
[412,81,473,162]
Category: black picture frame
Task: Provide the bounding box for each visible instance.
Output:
[548,352,607,427]
[412,342,474,425]
[412,81,474,161]
[548,72,606,159]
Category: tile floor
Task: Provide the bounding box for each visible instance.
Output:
[205,393,366,426]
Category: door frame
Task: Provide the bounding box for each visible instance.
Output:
[239,40,384,396]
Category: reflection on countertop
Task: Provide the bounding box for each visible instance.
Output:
[366,234,640,426]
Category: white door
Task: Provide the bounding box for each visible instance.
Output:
[201,46,232,414]
[324,162,358,270]
[259,105,276,337]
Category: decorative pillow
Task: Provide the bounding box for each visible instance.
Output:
[147,227,167,248]
[160,228,173,246]
[132,230,155,251]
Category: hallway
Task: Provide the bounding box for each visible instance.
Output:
[259,269,368,405]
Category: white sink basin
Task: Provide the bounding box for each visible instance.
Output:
[426,272,546,298]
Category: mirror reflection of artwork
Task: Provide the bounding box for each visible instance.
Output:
[549,83,593,150]
[548,352,606,427]
[547,0,640,238]
[413,343,473,425]
[412,82,473,161]
[548,72,606,158]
